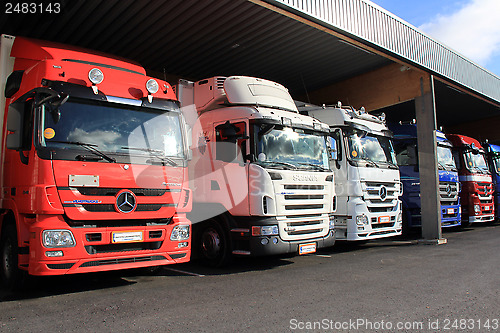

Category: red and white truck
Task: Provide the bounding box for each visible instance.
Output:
[177,76,336,266]
[0,35,192,288]
[446,134,494,226]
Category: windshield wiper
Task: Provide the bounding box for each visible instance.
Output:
[358,157,379,168]
[51,140,116,163]
[297,162,330,171]
[259,160,298,170]
[121,146,177,166]
[437,161,446,170]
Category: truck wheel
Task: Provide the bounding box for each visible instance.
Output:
[196,219,232,267]
[0,224,27,290]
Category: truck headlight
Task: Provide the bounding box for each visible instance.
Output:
[252,225,279,236]
[170,225,190,241]
[42,230,76,248]
[474,204,481,214]
[397,212,402,222]
[260,225,279,236]
[356,214,368,225]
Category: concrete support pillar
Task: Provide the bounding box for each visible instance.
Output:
[415,75,444,242]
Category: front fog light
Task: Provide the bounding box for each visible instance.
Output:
[474,204,481,214]
[177,242,188,248]
[170,225,190,241]
[329,219,335,230]
[42,230,76,248]
[261,225,279,236]
[356,214,368,225]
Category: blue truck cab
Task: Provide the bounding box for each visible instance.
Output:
[390,123,461,232]
[483,142,500,221]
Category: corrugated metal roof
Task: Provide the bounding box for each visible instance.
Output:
[269,0,500,104]
[0,0,499,110]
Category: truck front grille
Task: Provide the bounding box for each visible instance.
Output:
[363,181,399,213]
[477,182,494,199]
[81,204,172,212]
[439,181,459,204]
[74,187,178,196]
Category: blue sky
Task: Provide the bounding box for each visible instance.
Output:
[370,0,500,77]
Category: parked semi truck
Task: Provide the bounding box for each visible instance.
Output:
[176,76,335,266]
[298,102,402,241]
[390,123,461,232]
[446,134,494,226]
[0,35,192,288]
[483,142,500,222]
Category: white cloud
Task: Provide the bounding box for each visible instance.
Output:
[419,0,500,67]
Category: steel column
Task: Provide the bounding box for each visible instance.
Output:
[415,75,443,240]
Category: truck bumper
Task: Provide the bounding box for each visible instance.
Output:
[335,198,402,241]
[238,229,335,257]
[441,204,461,228]
[469,214,494,224]
[27,215,191,276]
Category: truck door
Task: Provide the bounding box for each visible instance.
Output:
[210,120,249,215]
[329,128,348,216]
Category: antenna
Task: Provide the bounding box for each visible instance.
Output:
[300,73,311,104]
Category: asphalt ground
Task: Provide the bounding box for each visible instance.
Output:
[1,224,499,332]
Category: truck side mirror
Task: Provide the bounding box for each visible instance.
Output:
[327,136,338,160]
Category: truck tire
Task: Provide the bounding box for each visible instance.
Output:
[195,219,232,267]
[0,224,27,290]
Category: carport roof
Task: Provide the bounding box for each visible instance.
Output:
[1,0,499,106]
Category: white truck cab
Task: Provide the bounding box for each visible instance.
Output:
[177,76,336,266]
[298,102,402,241]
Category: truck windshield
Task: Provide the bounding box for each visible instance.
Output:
[437,145,457,171]
[346,129,397,167]
[255,126,329,170]
[491,155,500,175]
[464,152,489,174]
[39,98,184,159]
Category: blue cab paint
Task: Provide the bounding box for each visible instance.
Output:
[389,123,461,231]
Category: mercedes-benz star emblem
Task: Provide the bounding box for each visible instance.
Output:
[115,190,137,213]
[446,184,453,196]
[379,185,387,201]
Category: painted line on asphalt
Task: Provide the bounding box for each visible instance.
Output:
[164,267,205,277]
[315,254,332,258]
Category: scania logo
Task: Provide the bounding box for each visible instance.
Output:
[115,190,137,213]
[292,174,318,182]
[379,185,387,201]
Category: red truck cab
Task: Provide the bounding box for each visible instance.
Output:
[446,134,494,226]
[0,35,191,288]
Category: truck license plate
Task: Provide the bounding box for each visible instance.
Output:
[447,208,454,214]
[299,243,316,255]
[378,216,390,223]
[112,231,143,243]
